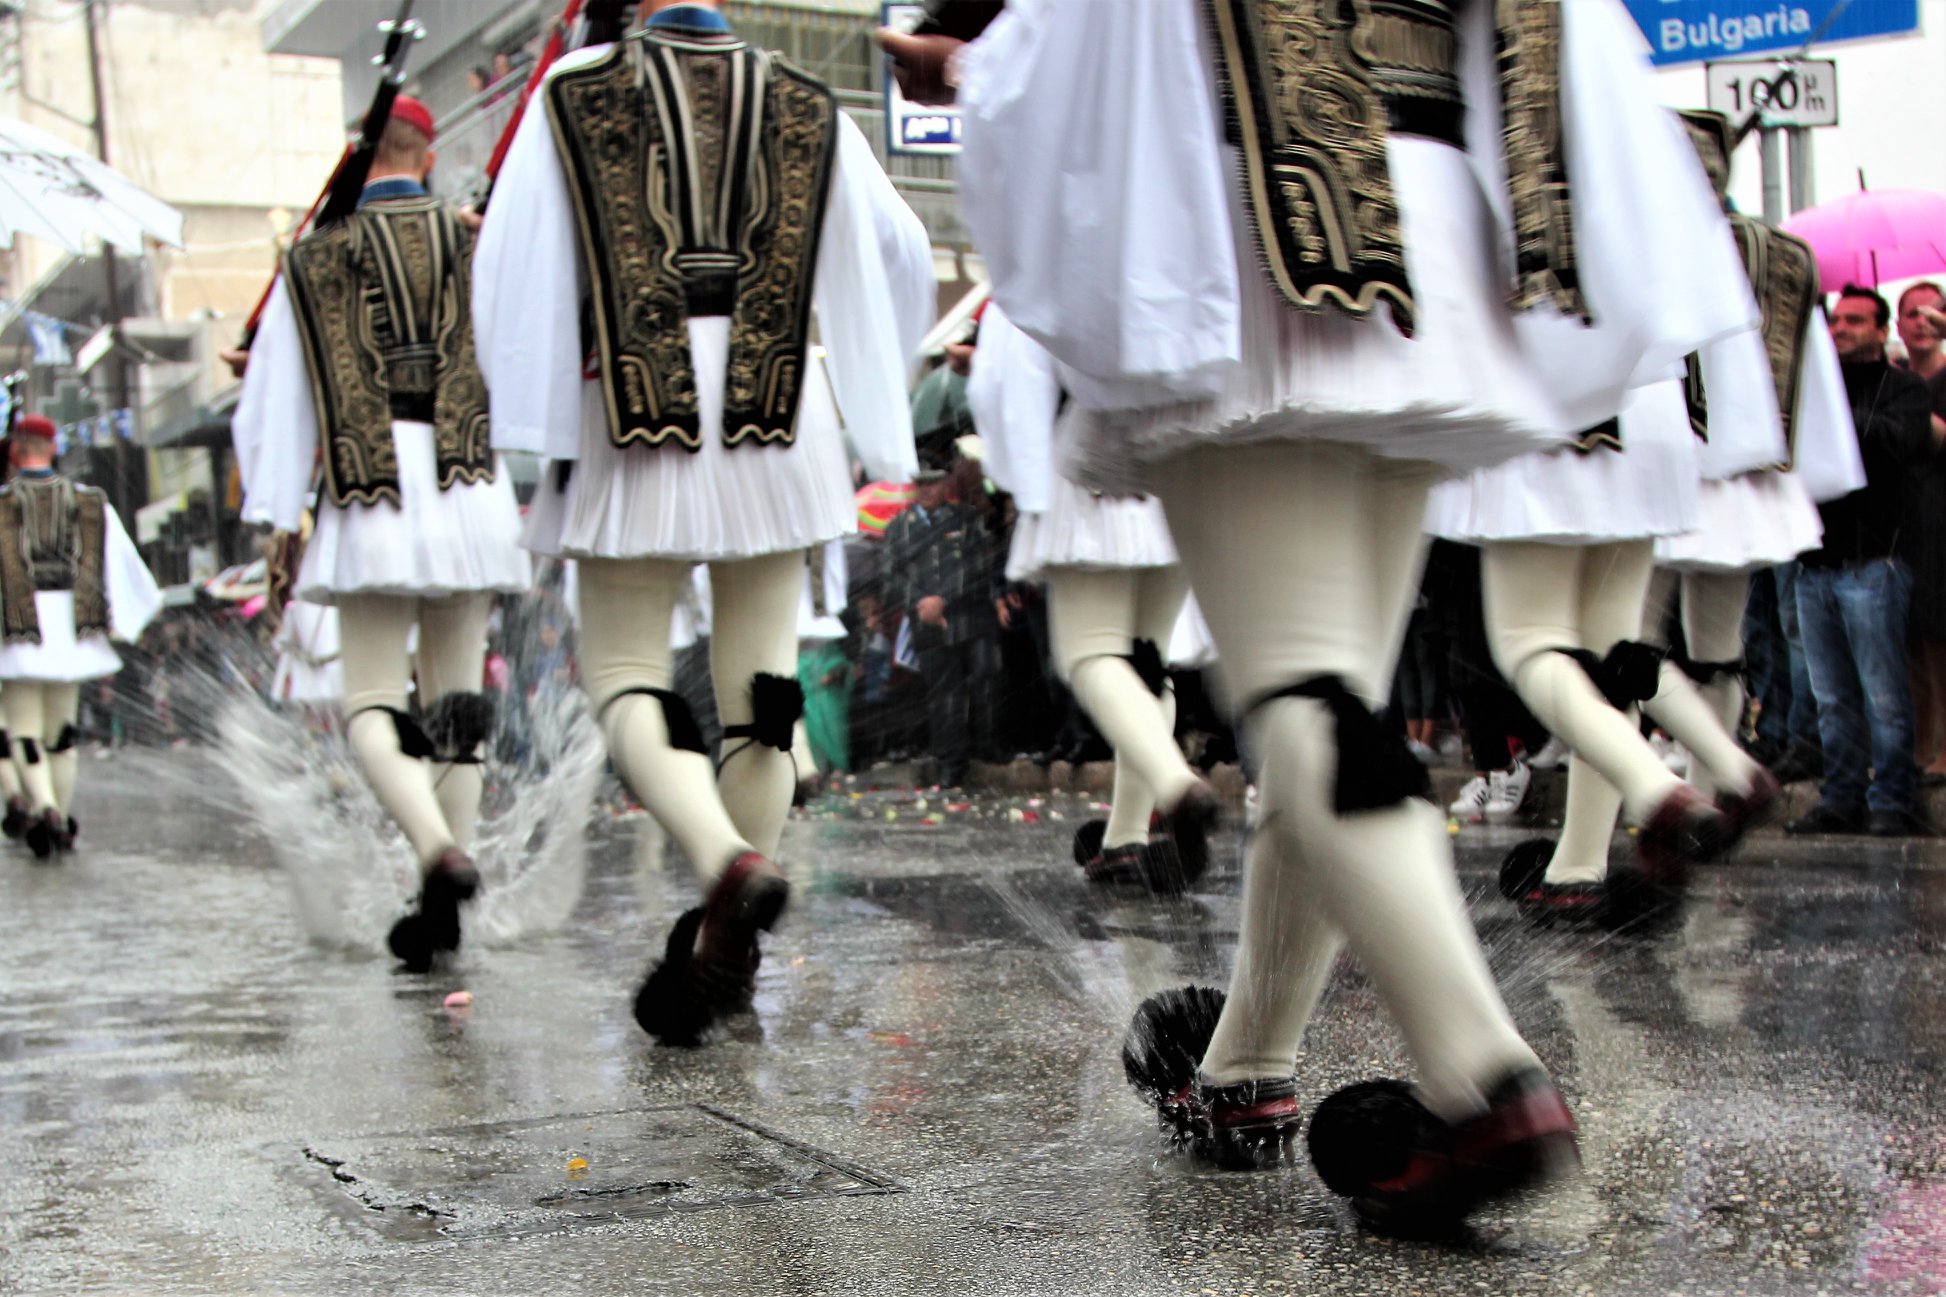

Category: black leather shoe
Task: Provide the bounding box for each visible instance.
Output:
[1868,807,1933,838]
[1784,803,1866,835]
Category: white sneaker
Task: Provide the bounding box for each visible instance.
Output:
[1407,738,1437,765]
[1526,736,1570,770]
[1448,774,1491,818]
[1435,732,1464,763]
[1483,759,1532,818]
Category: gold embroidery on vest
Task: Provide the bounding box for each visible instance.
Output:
[546,34,839,451]
[0,480,109,645]
[283,201,494,509]
[1499,1,1584,319]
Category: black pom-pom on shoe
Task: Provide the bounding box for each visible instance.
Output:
[3,795,30,840]
[1306,1078,1441,1197]
[1122,985,1227,1110]
[1498,838,1555,901]
[24,808,61,861]
[633,908,721,1047]
[388,850,481,973]
[1071,819,1107,868]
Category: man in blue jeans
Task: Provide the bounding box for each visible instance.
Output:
[1788,285,1938,837]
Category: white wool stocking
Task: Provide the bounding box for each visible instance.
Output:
[579,557,756,886]
[1641,569,1758,802]
[341,595,459,870]
[709,552,808,861]
[44,683,78,813]
[0,693,24,803]
[5,681,64,813]
[1485,540,1684,828]
[417,594,493,855]
[1159,441,1538,1121]
[1047,565,1193,848]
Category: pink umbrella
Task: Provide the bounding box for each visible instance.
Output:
[1783,188,1946,291]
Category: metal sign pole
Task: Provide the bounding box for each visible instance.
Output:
[1787,125,1815,214]
[1760,126,1784,225]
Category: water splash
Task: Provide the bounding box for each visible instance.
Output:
[212,669,603,959]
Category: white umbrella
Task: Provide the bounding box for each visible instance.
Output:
[0,114,184,254]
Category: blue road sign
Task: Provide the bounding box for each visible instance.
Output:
[1623,1,1920,66]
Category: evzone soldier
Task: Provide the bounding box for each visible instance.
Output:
[233,97,533,971]
[475,0,932,1045]
[968,302,1217,891]
[1492,111,1865,924]
[0,416,161,858]
[933,0,1760,1232]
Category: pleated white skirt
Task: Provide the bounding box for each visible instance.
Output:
[1425,381,1702,545]
[0,592,123,682]
[525,317,858,562]
[1655,471,1823,572]
[299,421,532,604]
[1064,139,1571,494]
[1005,475,1179,582]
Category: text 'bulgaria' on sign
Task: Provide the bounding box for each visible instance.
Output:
[1621,0,1919,67]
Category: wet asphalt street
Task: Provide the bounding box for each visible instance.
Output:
[4,747,1946,1296]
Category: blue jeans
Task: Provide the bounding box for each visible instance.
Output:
[1771,562,1822,753]
[1795,558,1918,813]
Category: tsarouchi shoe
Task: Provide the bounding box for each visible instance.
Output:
[387,849,481,974]
[3,795,30,840]
[1157,783,1220,888]
[1634,785,1727,886]
[633,852,788,1046]
[1715,768,1781,853]
[1308,1069,1580,1238]
[25,808,70,860]
[1181,1075,1302,1170]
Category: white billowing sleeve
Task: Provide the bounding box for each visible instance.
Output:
[1469,0,1759,431]
[1790,316,1866,502]
[957,0,1241,407]
[965,303,1060,512]
[473,65,592,462]
[812,113,926,484]
[103,504,162,643]
[231,279,319,532]
[1693,326,1787,480]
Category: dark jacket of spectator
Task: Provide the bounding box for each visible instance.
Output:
[1802,359,1934,568]
[883,496,997,650]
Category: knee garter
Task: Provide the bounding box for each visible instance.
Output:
[722,673,804,753]
[48,724,78,755]
[17,736,39,765]
[1126,638,1171,698]
[1244,674,1430,814]
[599,688,709,755]
[424,692,495,764]
[350,706,437,761]
[1672,652,1745,687]
[1554,641,1665,711]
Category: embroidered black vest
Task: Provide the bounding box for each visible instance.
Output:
[1207,0,1580,337]
[1677,109,1820,465]
[282,199,495,510]
[0,476,108,646]
[544,29,840,451]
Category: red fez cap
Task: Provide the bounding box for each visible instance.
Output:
[14,415,56,441]
[391,95,436,144]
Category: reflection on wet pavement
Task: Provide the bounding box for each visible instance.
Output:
[2,750,1945,1294]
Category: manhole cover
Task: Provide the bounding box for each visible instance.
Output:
[301,1103,902,1241]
